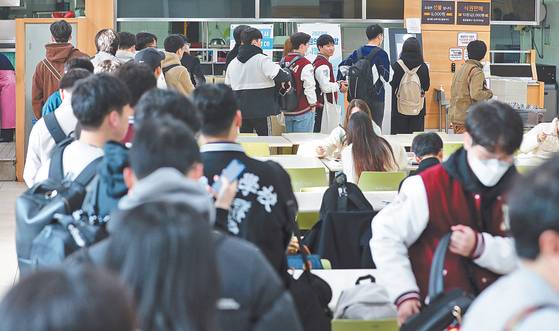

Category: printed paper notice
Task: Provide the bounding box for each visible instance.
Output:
[449,48,463,61]
[458,32,478,47]
[406,18,422,33]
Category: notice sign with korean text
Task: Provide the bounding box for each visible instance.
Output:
[457,2,490,25]
[457,32,478,47]
[422,0,456,25]
[449,48,463,61]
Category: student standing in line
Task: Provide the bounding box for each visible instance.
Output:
[313,33,347,133]
[162,34,195,96]
[282,32,317,133]
[134,48,165,86]
[180,35,206,87]
[390,37,430,134]
[32,20,88,120]
[449,40,493,134]
[341,111,401,184]
[194,84,297,284]
[41,57,94,117]
[115,32,136,63]
[91,29,121,72]
[225,24,250,69]
[32,74,131,184]
[225,28,289,135]
[338,24,390,128]
[24,69,92,187]
[372,101,523,326]
[135,32,167,89]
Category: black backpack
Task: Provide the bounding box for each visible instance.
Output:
[302,173,374,258]
[347,47,382,103]
[279,55,303,113]
[44,112,68,144]
[15,138,104,275]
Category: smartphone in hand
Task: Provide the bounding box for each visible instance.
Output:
[212,159,246,193]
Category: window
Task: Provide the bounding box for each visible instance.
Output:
[366,0,404,20]
[260,0,362,19]
[117,0,255,18]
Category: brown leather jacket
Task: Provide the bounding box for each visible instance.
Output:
[31,43,88,119]
[449,59,493,125]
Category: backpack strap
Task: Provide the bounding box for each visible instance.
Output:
[48,137,75,182]
[365,47,382,64]
[42,59,63,81]
[162,64,181,75]
[287,55,304,70]
[74,157,103,187]
[44,112,67,144]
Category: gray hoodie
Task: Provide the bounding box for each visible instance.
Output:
[114,167,215,229]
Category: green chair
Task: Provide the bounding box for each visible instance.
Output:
[320,259,332,269]
[517,165,537,175]
[239,133,258,137]
[287,168,328,192]
[331,319,398,331]
[443,143,463,160]
[300,186,328,193]
[357,172,407,191]
[240,142,270,157]
[296,211,320,230]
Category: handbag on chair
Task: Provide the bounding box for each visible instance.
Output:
[400,233,474,331]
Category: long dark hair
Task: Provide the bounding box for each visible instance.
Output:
[0,267,137,331]
[347,111,397,178]
[399,37,424,66]
[343,99,373,130]
[107,202,219,331]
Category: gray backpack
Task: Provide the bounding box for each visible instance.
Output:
[333,275,397,320]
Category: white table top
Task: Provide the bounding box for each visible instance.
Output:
[237,135,293,148]
[295,191,397,212]
[282,132,329,145]
[257,155,327,169]
[292,269,378,309]
[388,133,465,147]
[320,158,344,172]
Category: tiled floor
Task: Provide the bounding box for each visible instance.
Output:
[0,181,26,298]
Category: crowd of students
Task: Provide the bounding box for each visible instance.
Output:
[3,19,559,331]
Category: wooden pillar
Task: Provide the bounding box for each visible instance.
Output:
[84,0,116,54]
[405,0,491,129]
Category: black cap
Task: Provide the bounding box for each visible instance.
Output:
[134,48,165,71]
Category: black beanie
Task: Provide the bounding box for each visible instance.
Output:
[467,40,487,61]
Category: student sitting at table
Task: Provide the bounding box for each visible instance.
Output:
[316,99,407,164]
[341,111,407,184]
[519,116,559,158]
[399,132,443,191]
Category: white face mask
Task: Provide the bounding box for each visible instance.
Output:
[468,152,512,187]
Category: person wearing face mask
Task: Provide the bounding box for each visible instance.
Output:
[461,155,559,331]
[370,100,524,327]
[519,116,559,158]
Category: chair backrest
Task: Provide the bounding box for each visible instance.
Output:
[286,167,328,192]
[357,171,407,191]
[240,142,271,157]
[517,165,537,175]
[300,186,329,193]
[442,142,463,160]
[331,319,398,331]
[238,133,258,137]
[297,211,320,230]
